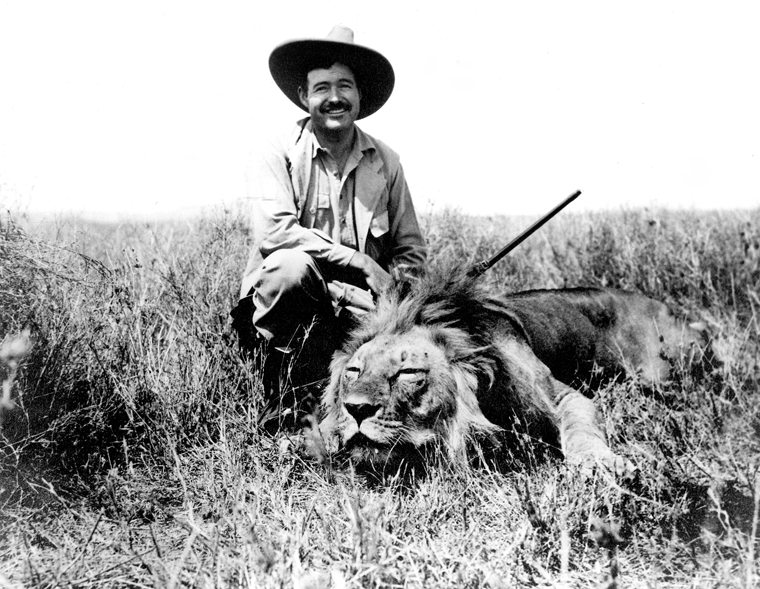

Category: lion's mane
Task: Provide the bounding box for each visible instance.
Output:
[321,266,556,463]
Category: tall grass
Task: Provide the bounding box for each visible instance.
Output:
[1,206,758,587]
[0,212,258,485]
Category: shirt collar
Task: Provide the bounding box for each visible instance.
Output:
[304,119,377,159]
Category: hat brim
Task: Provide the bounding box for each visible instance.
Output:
[269,39,395,120]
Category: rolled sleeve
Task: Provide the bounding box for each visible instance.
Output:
[251,145,339,262]
[240,137,351,297]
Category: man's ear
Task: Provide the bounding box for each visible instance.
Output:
[298,86,309,108]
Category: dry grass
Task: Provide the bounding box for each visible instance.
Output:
[1,206,758,588]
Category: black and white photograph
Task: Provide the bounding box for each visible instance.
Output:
[1,1,759,587]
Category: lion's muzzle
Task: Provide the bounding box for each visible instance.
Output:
[343,400,382,426]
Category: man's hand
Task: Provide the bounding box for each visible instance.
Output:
[348,252,391,295]
[327,281,375,315]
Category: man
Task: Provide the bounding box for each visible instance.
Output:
[232,26,427,422]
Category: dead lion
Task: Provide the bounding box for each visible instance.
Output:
[319,269,716,474]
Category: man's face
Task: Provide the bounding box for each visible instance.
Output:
[298,63,361,136]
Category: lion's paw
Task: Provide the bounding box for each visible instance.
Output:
[570,450,636,479]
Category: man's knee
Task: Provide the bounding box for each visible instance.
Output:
[257,250,319,292]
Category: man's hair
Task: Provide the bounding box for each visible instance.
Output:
[299,60,362,96]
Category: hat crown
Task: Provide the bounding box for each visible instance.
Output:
[326,25,355,44]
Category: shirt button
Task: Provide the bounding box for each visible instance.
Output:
[310,207,316,214]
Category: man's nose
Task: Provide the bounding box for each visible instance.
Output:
[327,85,343,101]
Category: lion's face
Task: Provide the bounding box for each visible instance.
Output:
[321,325,495,468]
[325,327,455,465]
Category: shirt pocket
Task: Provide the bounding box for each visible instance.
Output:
[308,190,332,228]
[370,209,389,238]
[316,190,331,210]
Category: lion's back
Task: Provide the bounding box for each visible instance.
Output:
[495,287,693,387]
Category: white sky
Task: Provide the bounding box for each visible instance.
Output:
[1,1,758,219]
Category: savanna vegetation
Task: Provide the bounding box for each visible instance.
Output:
[1,205,758,588]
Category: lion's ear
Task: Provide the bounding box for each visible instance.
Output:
[428,326,472,361]
[427,326,448,347]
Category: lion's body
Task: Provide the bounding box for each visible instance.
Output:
[489,288,699,389]
[320,272,714,472]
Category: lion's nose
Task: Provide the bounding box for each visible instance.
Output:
[344,402,381,426]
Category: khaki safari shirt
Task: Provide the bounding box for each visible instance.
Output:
[240,118,427,298]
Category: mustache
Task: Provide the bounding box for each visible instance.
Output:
[320,99,352,113]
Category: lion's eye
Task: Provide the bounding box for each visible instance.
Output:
[398,368,427,375]
[395,369,428,382]
[344,366,360,380]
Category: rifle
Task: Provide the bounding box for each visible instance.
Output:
[468,190,581,278]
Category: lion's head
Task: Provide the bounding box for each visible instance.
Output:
[320,271,520,470]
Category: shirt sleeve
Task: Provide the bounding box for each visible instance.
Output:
[386,161,428,273]
[248,137,357,267]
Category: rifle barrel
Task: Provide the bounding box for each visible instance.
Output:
[469,190,581,277]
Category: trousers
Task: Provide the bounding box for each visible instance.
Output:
[231,249,372,350]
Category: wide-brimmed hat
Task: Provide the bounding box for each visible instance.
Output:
[269,25,395,120]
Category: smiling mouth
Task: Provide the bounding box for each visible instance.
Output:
[321,102,351,116]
